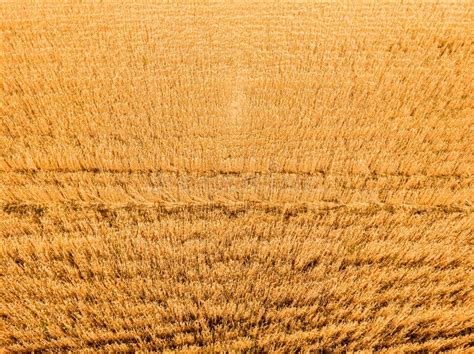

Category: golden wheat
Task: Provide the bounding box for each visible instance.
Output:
[1,1,473,352]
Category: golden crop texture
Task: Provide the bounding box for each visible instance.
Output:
[1,1,473,352]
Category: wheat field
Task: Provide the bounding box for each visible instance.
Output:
[1,1,473,352]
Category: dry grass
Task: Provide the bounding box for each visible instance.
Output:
[1,1,473,352]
